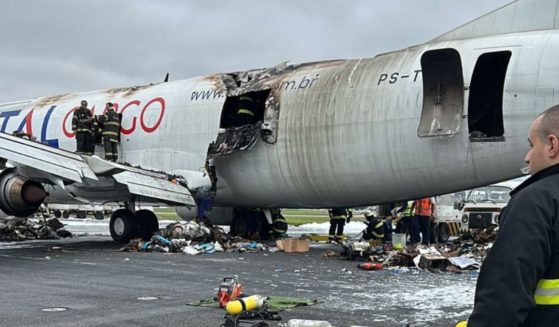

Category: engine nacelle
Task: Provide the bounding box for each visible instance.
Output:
[0,169,46,217]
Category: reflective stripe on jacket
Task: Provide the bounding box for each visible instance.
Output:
[468,163,559,326]
[72,108,93,133]
[101,110,120,141]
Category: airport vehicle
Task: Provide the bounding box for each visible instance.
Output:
[460,180,522,230]
[0,0,555,242]
[431,194,463,242]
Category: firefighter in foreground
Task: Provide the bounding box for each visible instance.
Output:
[465,105,559,326]
[99,102,121,162]
[71,100,93,155]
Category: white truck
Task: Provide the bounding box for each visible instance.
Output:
[459,179,524,231]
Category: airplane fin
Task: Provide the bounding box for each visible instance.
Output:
[433,0,559,42]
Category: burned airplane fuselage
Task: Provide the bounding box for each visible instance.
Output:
[0,0,557,213]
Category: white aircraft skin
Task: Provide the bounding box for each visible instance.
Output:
[0,0,555,237]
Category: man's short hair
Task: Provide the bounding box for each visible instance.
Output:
[537,105,559,141]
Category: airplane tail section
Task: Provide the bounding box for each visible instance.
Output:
[433,0,559,42]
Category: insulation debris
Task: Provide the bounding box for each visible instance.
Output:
[119,220,280,254]
[0,218,72,240]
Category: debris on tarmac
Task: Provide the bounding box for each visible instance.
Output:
[0,218,72,241]
[120,220,282,254]
[338,227,497,273]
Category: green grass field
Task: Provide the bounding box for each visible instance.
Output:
[154,208,365,226]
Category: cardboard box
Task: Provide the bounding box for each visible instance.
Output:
[276,237,309,253]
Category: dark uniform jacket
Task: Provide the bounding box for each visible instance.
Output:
[72,108,92,133]
[100,109,121,142]
[469,163,559,326]
[329,207,350,219]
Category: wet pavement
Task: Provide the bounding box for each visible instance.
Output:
[0,220,477,327]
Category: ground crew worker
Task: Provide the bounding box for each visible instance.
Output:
[328,207,351,243]
[410,197,435,245]
[71,100,93,155]
[236,96,256,126]
[100,102,121,162]
[465,105,559,326]
[395,200,414,236]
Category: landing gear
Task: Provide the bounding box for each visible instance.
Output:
[109,209,137,243]
[94,211,104,220]
[230,215,250,238]
[109,208,160,243]
[136,209,159,241]
[76,210,86,219]
[438,223,450,243]
[230,209,271,240]
[53,210,62,219]
[62,210,70,219]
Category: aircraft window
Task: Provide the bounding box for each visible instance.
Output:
[468,51,511,142]
[418,48,464,137]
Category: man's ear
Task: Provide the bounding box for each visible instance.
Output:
[547,135,559,157]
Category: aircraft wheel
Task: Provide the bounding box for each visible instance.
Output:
[77,210,87,219]
[136,209,159,240]
[230,215,250,238]
[53,210,62,219]
[438,223,450,243]
[110,209,137,243]
[94,211,104,220]
[62,210,70,219]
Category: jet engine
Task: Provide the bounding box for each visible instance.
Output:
[0,169,46,217]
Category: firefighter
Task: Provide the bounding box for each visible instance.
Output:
[236,95,256,126]
[269,209,287,239]
[100,102,121,162]
[466,105,559,326]
[362,211,385,241]
[328,207,351,243]
[71,100,93,155]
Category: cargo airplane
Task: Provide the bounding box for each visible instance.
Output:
[0,0,555,242]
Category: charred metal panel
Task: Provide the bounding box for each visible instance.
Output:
[419,48,464,137]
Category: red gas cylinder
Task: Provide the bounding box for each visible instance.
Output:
[357,263,384,270]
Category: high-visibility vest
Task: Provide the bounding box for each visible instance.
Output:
[414,198,432,216]
[402,201,414,217]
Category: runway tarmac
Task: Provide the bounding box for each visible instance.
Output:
[0,227,476,327]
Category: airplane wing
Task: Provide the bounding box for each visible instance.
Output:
[0,132,195,215]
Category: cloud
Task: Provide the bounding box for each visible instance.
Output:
[0,0,511,103]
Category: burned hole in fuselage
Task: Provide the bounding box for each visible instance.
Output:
[219,90,270,129]
[210,90,272,157]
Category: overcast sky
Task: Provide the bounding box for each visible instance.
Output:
[0,0,512,103]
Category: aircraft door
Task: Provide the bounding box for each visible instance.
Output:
[467,51,511,141]
[418,48,464,137]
